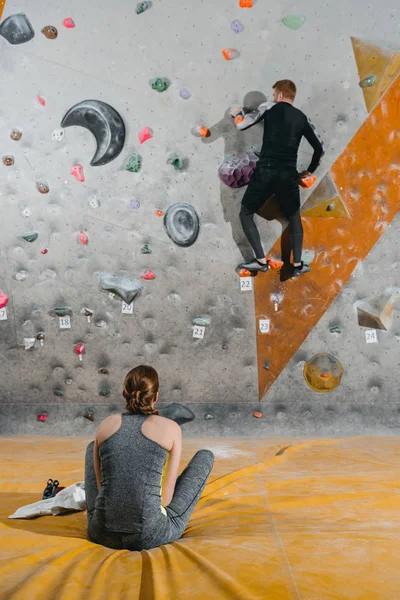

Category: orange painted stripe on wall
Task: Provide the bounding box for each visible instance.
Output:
[255,74,400,400]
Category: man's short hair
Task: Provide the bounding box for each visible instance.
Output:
[273,79,297,100]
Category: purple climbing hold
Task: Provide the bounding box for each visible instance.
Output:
[231,19,244,33]
[129,197,140,209]
[180,88,191,99]
[218,151,259,188]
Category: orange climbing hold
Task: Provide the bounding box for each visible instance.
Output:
[299,175,317,188]
[155,209,164,217]
[266,258,284,270]
[239,0,252,7]
[253,411,263,419]
[222,48,236,60]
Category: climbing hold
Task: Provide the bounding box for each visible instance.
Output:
[357,292,395,331]
[164,202,200,247]
[239,0,252,6]
[151,77,169,92]
[0,292,9,309]
[231,19,244,33]
[167,156,183,170]
[219,151,259,188]
[36,332,45,346]
[222,343,229,350]
[191,124,210,137]
[64,378,73,385]
[2,156,14,166]
[303,353,343,392]
[155,209,164,217]
[52,128,65,141]
[329,325,343,334]
[82,307,93,322]
[271,293,280,311]
[299,174,317,188]
[222,48,237,60]
[41,248,48,255]
[14,271,28,281]
[71,164,85,182]
[88,195,100,209]
[52,307,72,317]
[326,203,335,211]
[10,129,22,141]
[282,15,306,30]
[263,361,270,370]
[159,403,195,425]
[180,88,191,99]
[253,412,263,419]
[139,126,152,144]
[41,25,58,39]
[204,413,215,420]
[99,387,111,397]
[95,320,107,328]
[141,244,151,254]
[192,316,211,327]
[98,368,109,375]
[136,1,150,14]
[38,96,46,106]
[63,18,75,28]
[0,13,35,44]
[74,343,85,361]
[129,197,141,209]
[61,100,126,167]
[21,232,38,243]
[84,410,95,421]
[79,231,88,245]
[24,338,36,350]
[141,269,155,280]
[37,411,48,422]
[36,181,49,194]
[359,75,376,88]
[99,272,143,304]
[53,388,64,397]
[125,153,141,173]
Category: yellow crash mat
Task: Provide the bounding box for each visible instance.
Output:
[0,436,399,600]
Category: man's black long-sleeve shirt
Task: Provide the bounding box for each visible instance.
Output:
[236,101,324,173]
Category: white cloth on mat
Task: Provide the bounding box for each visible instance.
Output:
[8,482,86,519]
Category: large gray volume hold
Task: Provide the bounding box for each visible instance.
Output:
[163,203,200,247]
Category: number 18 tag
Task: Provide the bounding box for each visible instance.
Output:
[240,277,253,292]
[59,316,71,329]
[193,326,205,339]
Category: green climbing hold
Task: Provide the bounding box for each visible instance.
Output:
[151,77,169,92]
[141,244,152,254]
[21,232,38,243]
[53,388,64,397]
[204,412,215,421]
[192,316,211,327]
[168,156,183,170]
[329,325,343,334]
[136,1,149,14]
[125,153,141,173]
[282,15,305,30]
[326,203,335,212]
[53,307,72,317]
[359,75,376,88]
[99,387,111,397]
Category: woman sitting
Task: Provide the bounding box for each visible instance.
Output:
[84,365,214,550]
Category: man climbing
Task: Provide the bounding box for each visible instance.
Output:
[230,79,324,277]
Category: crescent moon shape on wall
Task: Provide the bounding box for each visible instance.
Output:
[61,100,126,166]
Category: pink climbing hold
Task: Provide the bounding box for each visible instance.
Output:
[79,231,88,245]
[41,248,48,255]
[63,18,75,28]
[38,96,46,106]
[37,412,48,422]
[141,269,155,280]
[74,343,85,361]
[71,164,84,182]
[139,126,152,144]
[0,291,9,309]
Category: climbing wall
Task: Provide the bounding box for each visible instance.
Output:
[0,0,399,436]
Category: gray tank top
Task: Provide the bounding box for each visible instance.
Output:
[96,413,169,533]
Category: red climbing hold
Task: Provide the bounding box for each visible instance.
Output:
[0,291,9,309]
[141,269,155,280]
[41,248,48,255]
[37,412,48,422]
[71,164,84,182]
[79,231,88,245]
[63,18,75,28]
[38,96,46,106]
[74,343,85,361]
[139,126,152,144]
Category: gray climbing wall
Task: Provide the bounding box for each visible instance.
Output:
[0,0,399,436]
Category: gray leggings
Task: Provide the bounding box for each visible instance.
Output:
[85,441,214,551]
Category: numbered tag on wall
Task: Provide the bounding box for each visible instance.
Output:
[0,307,7,321]
[122,301,133,314]
[240,277,253,292]
[193,325,205,339]
[365,329,378,344]
[59,316,71,329]
[259,318,270,334]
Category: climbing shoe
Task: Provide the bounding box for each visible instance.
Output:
[238,259,270,273]
[292,262,311,277]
